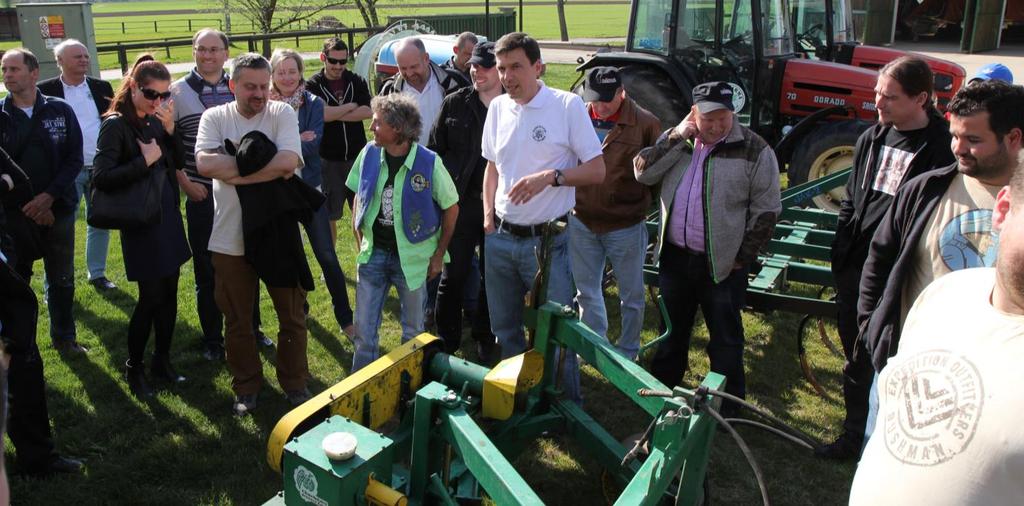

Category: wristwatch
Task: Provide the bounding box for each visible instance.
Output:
[552,169,565,187]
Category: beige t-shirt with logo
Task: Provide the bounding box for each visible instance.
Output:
[901,173,1001,321]
[850,268,1024,506]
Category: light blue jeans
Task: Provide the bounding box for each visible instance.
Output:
[864,371,880,448]
[352,248,425,372]
[74,166,111,280]
[568,216,647,360]
[484,227,581,403]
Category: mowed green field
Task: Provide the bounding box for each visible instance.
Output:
[5,64,856,504]
[15,1,632,70]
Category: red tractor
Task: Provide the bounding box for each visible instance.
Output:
[577,0,965,210]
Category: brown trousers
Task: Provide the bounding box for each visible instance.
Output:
[211,253,308,395]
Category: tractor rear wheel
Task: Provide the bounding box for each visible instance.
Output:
[787,121,866,212]
[618,65,690,130]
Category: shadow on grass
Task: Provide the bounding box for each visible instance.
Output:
[306,316,353,370]
[89,284,135,318]
[26,307,293,504]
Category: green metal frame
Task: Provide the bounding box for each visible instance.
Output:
[272,295,726,505]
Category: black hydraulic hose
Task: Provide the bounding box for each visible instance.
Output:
[724,418,815,451]
[637,388,822,450]
[704,405,771,506]
[703,388,822,450]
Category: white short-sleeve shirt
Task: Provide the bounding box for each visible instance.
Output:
[401,77,444,146]
[481,83,603,225]
[850,268,1024,506]
[194,100,303,256]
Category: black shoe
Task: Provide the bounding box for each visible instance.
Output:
[125,359,153,398]
[89,276,116,290]
[232,393,259,416]
[815,431,863,461]
[151,355,186,383]
[476,338,498,366]
[22,455,84,477]
[202,345,225,362]
[54,340,89,355]
[285,387,312,406]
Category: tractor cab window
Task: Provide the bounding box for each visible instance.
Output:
[672,0,755,124]
[831,0,854,42]
[630,0,674,53]
[792,0,853,55]
[761,0,795,56]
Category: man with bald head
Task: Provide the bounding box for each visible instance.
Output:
[441,31,478,83]
[38,39,115,292]
[379,37,468,145]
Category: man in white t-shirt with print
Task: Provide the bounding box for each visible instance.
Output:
[858,82,1024,424]
[849,149,1024,506]
[195,53,308,416]
[481,32,606,403]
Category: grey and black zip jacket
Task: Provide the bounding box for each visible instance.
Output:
[634,120,781,283]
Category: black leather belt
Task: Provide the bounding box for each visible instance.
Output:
[495,214,567,238]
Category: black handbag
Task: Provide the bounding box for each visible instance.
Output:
[87,121,165,231]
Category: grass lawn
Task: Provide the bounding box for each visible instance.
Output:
[0,1,632,70]
[6,64,856,505]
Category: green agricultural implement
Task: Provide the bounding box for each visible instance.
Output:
[262,171,845,504]
[265,230,729,505]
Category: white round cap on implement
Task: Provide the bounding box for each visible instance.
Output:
[322,432,358,461]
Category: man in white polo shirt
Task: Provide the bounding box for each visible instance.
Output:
[195,53,308,415]
[482,32,606,402]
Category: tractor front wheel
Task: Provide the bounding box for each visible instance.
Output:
[787,121,866,212]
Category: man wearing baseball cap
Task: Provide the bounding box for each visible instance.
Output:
[428,41,504,362]
[969,63,1014,85]
[634,81,781,414]
[571,67,660,360]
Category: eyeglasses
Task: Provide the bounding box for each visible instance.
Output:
[140,87,171,101]
[194,46,224,54]
[324,56,348,65]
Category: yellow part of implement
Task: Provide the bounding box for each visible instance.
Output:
[267,333,442,472]
[365,474,408,506]
[482,350,544,420]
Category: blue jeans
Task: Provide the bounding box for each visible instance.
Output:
[304,205,354,330]
[569,216,647,360]
[353,248,425,371]
[864,371,880,447]
[484,228,581,403]
[14,206,76,343]
[74,166,111,280]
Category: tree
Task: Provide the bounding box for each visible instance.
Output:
[352,0,384,28]
[556,0,569,41]
[234,0,352,35]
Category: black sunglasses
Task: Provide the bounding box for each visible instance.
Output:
[324,56,348,65]
[140,87,171,101]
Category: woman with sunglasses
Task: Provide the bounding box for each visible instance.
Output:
[269,48,357,342]
[93,54,190,397]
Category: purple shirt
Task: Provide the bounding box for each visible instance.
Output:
[668,138,718,252]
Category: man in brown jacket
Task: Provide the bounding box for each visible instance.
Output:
[571,67,661,359]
